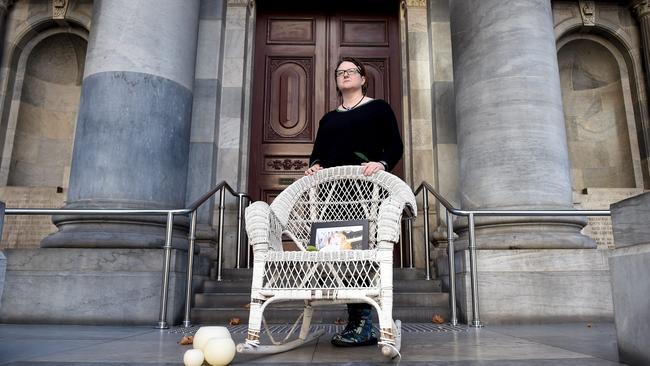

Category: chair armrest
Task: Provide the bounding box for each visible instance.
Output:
[245,201,283,252]
[376,193,416,246]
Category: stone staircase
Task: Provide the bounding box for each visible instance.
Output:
[191,268,450,324]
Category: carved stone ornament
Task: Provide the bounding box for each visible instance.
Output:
[53,0,69,19]
[227,0,249,6]
[579,0,596,26]
[405,0,426,7]
[0,0,14,13]
[631,0,650,19]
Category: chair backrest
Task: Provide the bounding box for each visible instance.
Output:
[270,166,413,250]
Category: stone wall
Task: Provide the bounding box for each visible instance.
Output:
[559,39,638,190]
[574,188,644,250]
[553,0,649,251]
[6,33,85,187]
[0,0,90,249]
[0,187,65,249]
[553,1,649,191]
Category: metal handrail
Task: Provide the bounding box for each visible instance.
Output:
[179,182,251,328]
[4,180,614,330]
[412,182,611,328]
[186,181,246,211]
[2,180,251,330]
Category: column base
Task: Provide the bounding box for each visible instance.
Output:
[41,221,190,249]
[0,248,210,325]
[438,249,613,324]
[453,217,596,250]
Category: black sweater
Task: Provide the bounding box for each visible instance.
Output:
[309,99,403,171]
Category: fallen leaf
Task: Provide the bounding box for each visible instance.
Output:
[243,303,251,310]
[334,318,346,325]
[587,323,592,328]
[178,335,193,345]
[229,317,241,325]
[431,314,445,324]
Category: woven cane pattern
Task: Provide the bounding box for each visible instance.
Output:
[269,166,415,251]
[263,250,380,290]
[285,179,388,250]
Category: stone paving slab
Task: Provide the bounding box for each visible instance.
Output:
[0,323,626,365]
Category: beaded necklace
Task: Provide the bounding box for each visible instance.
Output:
[341,95,365,111]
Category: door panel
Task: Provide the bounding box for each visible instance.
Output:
[250,9,326,203]
[249,1,403,260]
[249,1,403,200]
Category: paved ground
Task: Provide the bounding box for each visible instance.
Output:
[0,322,625,365]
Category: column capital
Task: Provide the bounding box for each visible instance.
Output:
[631,0,650,19]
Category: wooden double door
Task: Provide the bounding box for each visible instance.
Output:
[248,0,403,202]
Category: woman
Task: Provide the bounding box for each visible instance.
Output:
[305,57,403,347]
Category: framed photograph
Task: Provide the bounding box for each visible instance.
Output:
[309,220,369,251]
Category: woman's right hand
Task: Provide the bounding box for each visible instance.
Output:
[305,163,322,176]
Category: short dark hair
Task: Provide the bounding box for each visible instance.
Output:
[335,57,368,96]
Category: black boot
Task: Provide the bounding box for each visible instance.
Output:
[331,304,378,347]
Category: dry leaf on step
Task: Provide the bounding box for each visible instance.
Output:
[243,303,251,309]
[178,335,193,345]
[229,317,241,325]
[431,314,445,324]
[334,318,346,325]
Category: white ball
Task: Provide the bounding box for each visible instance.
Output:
[203,337,236,366]
[193,326,231,350]
[183,349,204,366]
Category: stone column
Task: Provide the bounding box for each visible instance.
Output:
[450,0,593,249]
[631,0,650,184]
[632,1,650,86]
[0,0,13,60]
[42,0,201,248]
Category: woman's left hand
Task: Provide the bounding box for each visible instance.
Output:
[361,162,385,176]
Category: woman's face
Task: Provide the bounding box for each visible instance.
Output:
[335,61,366,94]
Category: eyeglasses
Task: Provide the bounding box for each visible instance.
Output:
[335,68,361,77]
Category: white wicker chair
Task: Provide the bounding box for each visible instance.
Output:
[236,166,417,358]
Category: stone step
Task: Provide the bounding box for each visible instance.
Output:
[219,268,430,281]
[201,278,442,293]
[194,292,449,308]
[191,305,450,325]
[193,267,448,324]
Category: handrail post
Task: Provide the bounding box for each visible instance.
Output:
[468,213,483,327]
[407,218,414,268]
[156,211,174,329]
[246,199,252,268]
[422,191,432,280]
[236,193,245,269]
[217,187,226,281]
[446,210,458,326]
[399,220,404,268]
[182,211,198,327]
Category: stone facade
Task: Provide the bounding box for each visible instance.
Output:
[0,187,64,248]
[0,0,648,325]
[0,0,90,249]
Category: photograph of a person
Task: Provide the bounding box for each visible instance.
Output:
[309,220,369,252]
